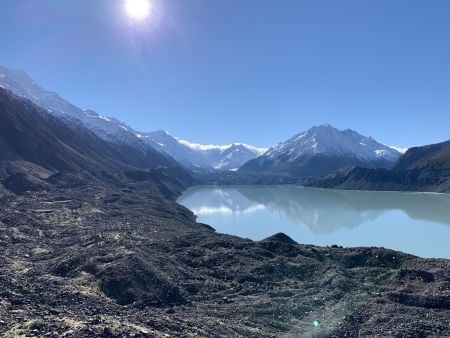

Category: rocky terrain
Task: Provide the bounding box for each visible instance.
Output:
[1,179,450,338]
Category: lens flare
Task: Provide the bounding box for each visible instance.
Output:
[125,0,152,21]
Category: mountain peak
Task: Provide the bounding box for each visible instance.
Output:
[153,129,171,136]
[240,125,401,177]
[306,124,336,133]
[316,123,333,129]
[2,67,32,81]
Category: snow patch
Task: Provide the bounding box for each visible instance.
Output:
[389,146,408,154]
[179,139,267,154]
[96,115,112,122]
[375,149,389,157]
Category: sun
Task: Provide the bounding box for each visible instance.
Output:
[125,0,153,21]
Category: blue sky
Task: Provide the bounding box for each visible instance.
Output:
[0,0,449,148]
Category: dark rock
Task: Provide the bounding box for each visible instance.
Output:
[263,233,297,245]
[102,327,114,337]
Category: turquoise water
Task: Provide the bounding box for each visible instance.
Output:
[178,185,450,259]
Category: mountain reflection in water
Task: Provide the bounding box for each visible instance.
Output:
[178,185,450,258]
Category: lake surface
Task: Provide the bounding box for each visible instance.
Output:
[178,185,450,259]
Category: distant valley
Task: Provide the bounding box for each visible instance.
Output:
[140,130,266,171]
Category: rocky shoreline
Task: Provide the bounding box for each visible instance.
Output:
[1,179,449,337]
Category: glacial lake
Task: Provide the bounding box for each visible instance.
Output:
[178,185,450,259]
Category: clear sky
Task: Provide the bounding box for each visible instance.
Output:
[1,0,449,148]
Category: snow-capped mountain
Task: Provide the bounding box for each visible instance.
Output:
[208,143,267,171]
[141,130,267,171]
[240,124,402,177]
[0,65,144,148]
[0,65,265,171]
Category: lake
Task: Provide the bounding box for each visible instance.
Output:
[178,185,450,259]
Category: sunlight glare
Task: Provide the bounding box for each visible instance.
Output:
[125,0,152,21]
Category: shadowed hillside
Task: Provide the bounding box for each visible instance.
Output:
[302,140,450,193]
[0,87,194,193]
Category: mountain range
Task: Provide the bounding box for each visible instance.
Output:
[0,65,265,171]
[140,130,266,171]
[0,85,194,194]
[0,65,404,176]
[2,64,449,195]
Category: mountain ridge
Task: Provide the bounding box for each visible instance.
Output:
[0,65,265,171]
[0,86,194,193]
[240,124,401,177]
[139,130,266,171]
[302,139,450,193]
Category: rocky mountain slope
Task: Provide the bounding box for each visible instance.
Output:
[394,140,450,171]
[0,65,264,171]
[0,87,193,194]
[0,65,144,147]
[302,140,450,193]
[240,124,401,177]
